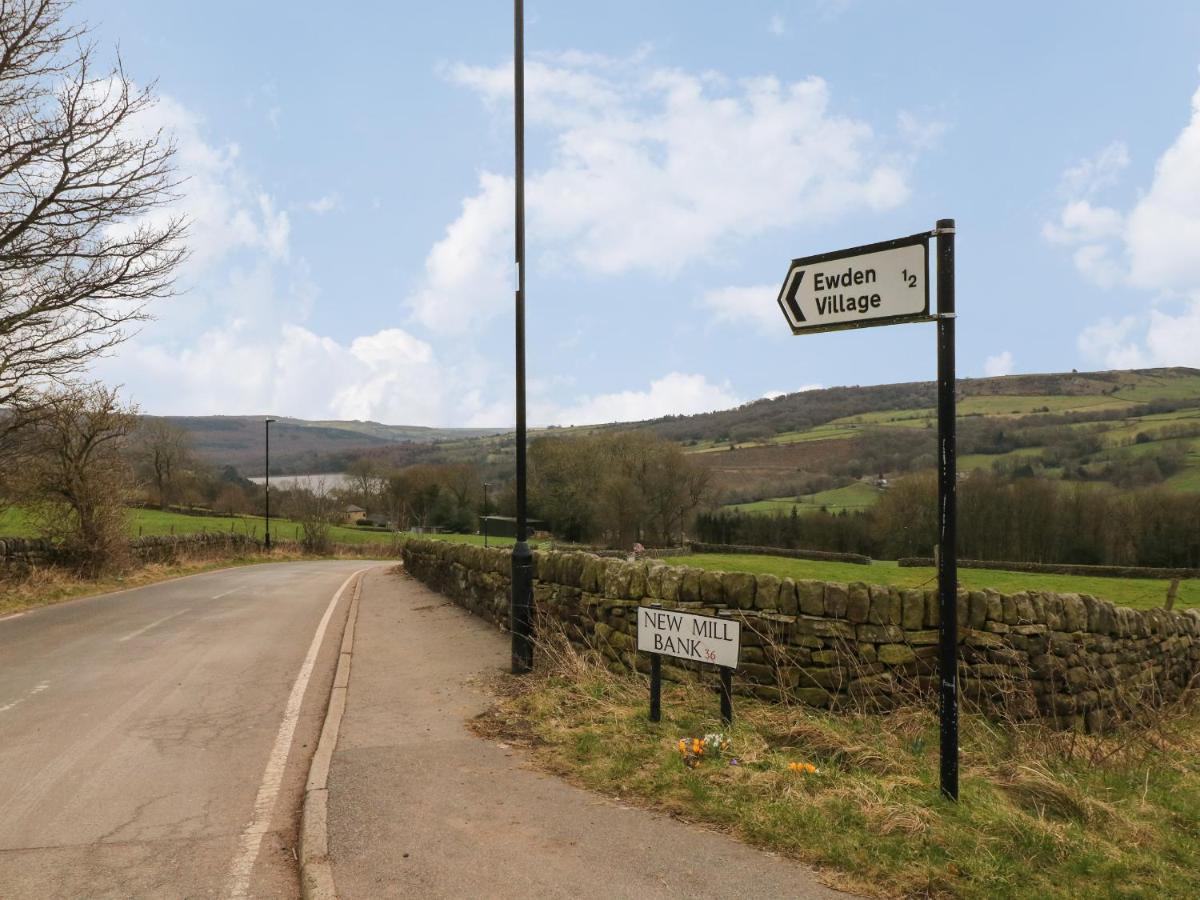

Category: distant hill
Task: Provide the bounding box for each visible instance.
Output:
[152,367,1200,494]
[149,415,502,475]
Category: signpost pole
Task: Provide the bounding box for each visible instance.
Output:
[649,654,662,722]
[649,603,662,722]
[510,0,534,674]
[935,219,959,801]
[719,668,733,725]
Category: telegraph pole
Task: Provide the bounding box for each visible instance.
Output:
[510,0,534,674]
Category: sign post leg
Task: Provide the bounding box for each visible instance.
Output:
[650,653,661,722]
[720,668,733,725]
[935,218,958,801]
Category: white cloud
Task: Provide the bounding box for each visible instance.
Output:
[307,193,341,214]
[897,111,949,151]
[1077,316,1146,369]
[700,283,781,332]
[406,172,514,335]
[768,15,786,36]
[419,54,914,320]
[130,92,291,274]
[1059,141,1129,199]
[983,350,1014,377]
[542,372,739,426]
[1050,84,1200,367]
[1042,200,1124,246]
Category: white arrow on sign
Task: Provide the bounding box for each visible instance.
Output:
[777,235,930,335]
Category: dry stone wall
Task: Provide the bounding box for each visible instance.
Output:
[402,539,1200,730]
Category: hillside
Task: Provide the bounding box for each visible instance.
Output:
[656,367,1200,509]
[154,415,501,475]
[157,368,1200,495]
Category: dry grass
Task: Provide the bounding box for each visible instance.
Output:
[471,624,1200,899]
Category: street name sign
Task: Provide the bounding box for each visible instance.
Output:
[776,233,930,335]
[637,606,741,669]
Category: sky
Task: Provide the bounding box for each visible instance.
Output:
[78,0,1200,427]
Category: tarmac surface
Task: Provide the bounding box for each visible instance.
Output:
[0,560,370,899]
[327,567,847,899]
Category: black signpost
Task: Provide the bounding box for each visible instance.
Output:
[776,220,959,800]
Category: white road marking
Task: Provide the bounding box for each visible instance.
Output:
[212,588,239,600]
[117,608,191,643]
[223,568,367,899]
[0,680,51,714]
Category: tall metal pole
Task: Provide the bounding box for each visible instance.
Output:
[510,0,534,674]
[935,219,958,801]
[264,418,274,550]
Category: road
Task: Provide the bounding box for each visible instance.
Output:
[0,560,374,899]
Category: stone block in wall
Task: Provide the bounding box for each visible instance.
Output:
[791,687,833,708]
[1061,594,1087,632]
[723,571,754,608]
[754,574,781,610]
[603,560,631,599]
[924,589,939,627]
[795,616,854,640]
[580,556,603,593]
[679,569,701,603]
[906,629,939,645]
[846,584,870,623]
[967,592,987,629]
[902,590,925,630]
[825,582,849,619]
[658,565,684,603]
[796,580,823,616]
[857,624,904,643]
[699,569,725,604]
[868,585,899,625]
[777,578,799,615]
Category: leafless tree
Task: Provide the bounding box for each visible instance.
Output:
[0,0,184,424]
[135,417,192,509]
[19,382,136,574]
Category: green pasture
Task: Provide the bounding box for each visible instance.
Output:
[726,481,882,516]
[664,552,1199,611]
[0,506,517,548]
[1112,371,1200,402]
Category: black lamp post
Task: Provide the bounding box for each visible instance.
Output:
[483,481,493,548]
[510,0,534,674]
[264,418,276,549]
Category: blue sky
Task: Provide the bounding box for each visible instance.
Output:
[82,1,1200,426]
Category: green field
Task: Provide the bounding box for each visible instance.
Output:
[726,482,882,516]
[0,506,517,548]
[664,552,1199,611]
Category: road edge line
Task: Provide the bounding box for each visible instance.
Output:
[300,569,366,900]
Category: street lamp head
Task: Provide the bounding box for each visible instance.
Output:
[265,417,276,424]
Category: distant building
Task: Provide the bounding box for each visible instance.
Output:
[344,505,366,525]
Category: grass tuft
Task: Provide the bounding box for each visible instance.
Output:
[470,623,1200,899]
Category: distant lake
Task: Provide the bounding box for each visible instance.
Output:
[248,473,352,493]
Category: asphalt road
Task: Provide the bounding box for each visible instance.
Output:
[0,560,374,899]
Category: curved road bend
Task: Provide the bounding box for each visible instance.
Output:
[0,560,375,899]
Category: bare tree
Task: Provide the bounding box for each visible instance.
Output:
[291,478,335,555]
[19,382,136,574]
[0,0,184,423]
[135,417,192,509]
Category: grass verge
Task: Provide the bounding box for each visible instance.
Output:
[473,634,1200,899]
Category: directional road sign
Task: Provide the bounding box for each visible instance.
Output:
[776,233,930,335]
